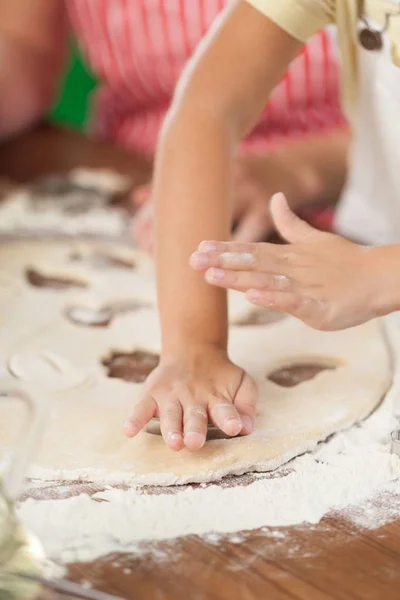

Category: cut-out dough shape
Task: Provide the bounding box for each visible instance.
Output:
[0,239,392,486]
[102,350,160,383]
[234,307,285,327]
[65,306,113,328]
[26,268,87,290]
[65,300,151,328]
[30,171,132,215]
[7,351,89,392]
[69,250,135,270]
[268,362,338,388]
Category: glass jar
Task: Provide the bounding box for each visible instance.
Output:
[0,384,48,600]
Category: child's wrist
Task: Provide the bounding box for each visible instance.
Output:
[162,341,227,363]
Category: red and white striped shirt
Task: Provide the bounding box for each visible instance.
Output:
[66,0,346,158]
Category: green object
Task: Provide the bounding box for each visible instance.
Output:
[49,41,98,130]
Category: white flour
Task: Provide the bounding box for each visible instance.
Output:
[0,190,126,237]
[17,386,400,564]
[0,169,132,237]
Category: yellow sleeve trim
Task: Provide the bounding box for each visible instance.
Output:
[246,0,332,42]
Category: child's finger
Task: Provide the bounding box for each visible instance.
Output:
[197,240,256,254]
[132,213,154,253]
[205,267,292,293]
[191,247,288,275]
[132,216,148,247]
[158,397,184,451]
[208,398,243,437]
[246,289,326,324]
[271,193,322,244]
[132,184,151,207]
[233,208,272,243]
[190,250,255,271]
[183,403,209,450]
[233,374,257,436]
[124,396,157,438]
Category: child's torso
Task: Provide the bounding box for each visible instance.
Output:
[335,3,400,244]
[66,0,344,156]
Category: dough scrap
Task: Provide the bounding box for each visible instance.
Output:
[0,240,392,485]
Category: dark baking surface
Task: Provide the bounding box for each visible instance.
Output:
[1,123,399,600]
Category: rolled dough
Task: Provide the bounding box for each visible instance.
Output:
[0,240,392,485]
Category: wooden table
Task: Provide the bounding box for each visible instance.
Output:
[0,122,151,185]
[1,124,400,600]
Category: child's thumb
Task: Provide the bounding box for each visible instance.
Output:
[270,193,321,244]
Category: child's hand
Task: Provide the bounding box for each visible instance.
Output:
[130,160,269,254]
[191,193,383,332]
[232,154,321,243]
[123,349,257,451]
[131,151,320,253]
[131,194,154,254]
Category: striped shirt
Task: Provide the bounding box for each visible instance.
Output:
[66,0,346,157]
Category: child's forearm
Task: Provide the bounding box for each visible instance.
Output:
[153,111,233,356]
[152,2,302,357]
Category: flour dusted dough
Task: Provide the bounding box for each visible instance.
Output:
[0,240,392,485]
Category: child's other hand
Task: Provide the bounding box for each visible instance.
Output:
[131,183,154,254]
[191,194,382,332]
[129,159,273,254]
[130,152,319,253]
[232,154,320,243]
[123,349,257,451]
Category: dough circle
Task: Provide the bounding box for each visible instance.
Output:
[0,240,392,485]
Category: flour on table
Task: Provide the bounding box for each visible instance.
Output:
[18,382,400,563]
[0,169,132,238]
[68,168,132,193]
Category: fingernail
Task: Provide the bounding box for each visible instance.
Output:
[198,241,217,252]
[241,416,253,433]
[185,431,206,450]
[225,417,243,435]
[190,252,209,269]
[123,420,137,436]
[168,432,183,441]
[247,289,261,303]
[206,268,224,281]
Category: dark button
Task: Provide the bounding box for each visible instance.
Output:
[358,28,383,51]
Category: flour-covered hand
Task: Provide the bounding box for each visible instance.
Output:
[190,194,385,331]
[123,348,257,451]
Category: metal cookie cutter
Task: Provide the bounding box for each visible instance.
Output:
[390,428,400,456]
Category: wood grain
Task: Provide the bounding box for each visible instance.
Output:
[28,468,400,600]
[1,124,399,600]
[60,500,400,600]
